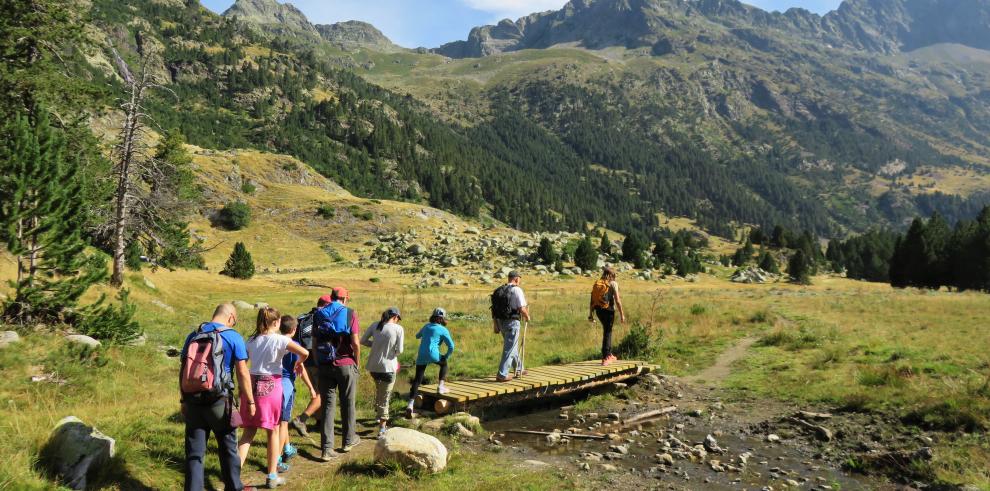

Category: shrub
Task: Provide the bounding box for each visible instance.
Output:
[316,203,336,219]
[221,242,255,279]
[537,238,559,265]
[240,182,256,194]
[614,323,659,359]
[217,201,251,230]
[689,304,707,315]
[124,241,143,271]
[902,399,986,432]
[574,235,598,271]
[369,277,381,283]
[76,290,142,345]
[749,310,771,324]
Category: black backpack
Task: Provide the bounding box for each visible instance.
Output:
[296,309,316,366]
[490,284,518,320]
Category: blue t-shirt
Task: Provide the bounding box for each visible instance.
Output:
[281,352,299,382]
[415,323,454,365]
[182,322,249,379]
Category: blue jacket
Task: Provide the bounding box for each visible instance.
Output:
[415,323,454,365]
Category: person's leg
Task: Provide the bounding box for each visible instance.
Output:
[497,320,519,378]
[596,308,614,359]
[265,428,279,476]
[203,398,243,491]
[438,358,449,382]
[301,365,321,418]
[371,373,387,422]
[381,372,395,425]
[318,365,338,453]
[237,426,257,466]
[183,404,208,491]
[339,365,359,448]
[407,364,427,409]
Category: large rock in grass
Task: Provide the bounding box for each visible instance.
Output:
[374,427,448,474]
[64,335,101,348]
[0,331,20,348]
[40,416,115,490]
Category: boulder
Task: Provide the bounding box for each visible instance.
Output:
[142,277,156,290]
[0,330,20,348]
[40,416,116,490]
[374,427,448,474]
[407,244,426,255]
[65,335,101,349]
[254,302,269,310]
[464,226,480,235]
[233,300,254,310]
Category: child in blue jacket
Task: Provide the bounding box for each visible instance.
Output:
[406,307,455,417]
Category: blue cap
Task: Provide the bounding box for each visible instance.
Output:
[431,307,447,319]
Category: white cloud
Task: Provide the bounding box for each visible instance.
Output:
[461,0,569,20]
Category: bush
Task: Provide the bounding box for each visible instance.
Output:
[689,304,707,315]
[902,399,986,432]
[369,277,381,283]
[537,238,559,265]
[614,323,660,359]
[221,242,255,279]
[241,182,256,194]
[316,203,336,219]
[76,290,142,345]
[217,201,251,230]
[124,241,143,271]
[574,236,598,271]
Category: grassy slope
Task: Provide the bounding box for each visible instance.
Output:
[2,151,990,487]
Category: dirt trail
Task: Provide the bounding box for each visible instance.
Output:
[681,337,758,385]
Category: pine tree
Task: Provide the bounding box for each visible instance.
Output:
[0,110,106,324]
[788,250,812,285]
[536,237,559,265]
[221,242,255,279]
[218,201,251,230]
[621,233,644,264]
[758,250,780,274]
[733,239,755,266]
[599,231,612,255]
[653,236,673,263]
[574,235,598,271]
[124,240,143,271]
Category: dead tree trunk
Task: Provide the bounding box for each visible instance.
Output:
[110,77,145,287]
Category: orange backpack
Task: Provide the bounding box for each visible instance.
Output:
[591,279,613,310]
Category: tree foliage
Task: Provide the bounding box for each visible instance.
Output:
[221,242,255,279]
[574,235,598,271]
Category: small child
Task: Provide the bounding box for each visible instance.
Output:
[360,307,405,436]
[406,307,455,418]
[237,308,308,489]
[278,315,316,470]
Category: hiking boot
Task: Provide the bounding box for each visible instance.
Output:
[342,437,361,453]
[266,475,286,489]
[319,449,339,462]
[496,374,514,382]
[289,417,309,437]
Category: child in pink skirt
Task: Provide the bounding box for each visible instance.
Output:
[237,307,308,489]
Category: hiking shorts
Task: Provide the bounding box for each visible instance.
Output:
[280,377,295,423]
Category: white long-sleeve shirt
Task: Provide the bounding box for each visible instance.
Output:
[360,321,404,374]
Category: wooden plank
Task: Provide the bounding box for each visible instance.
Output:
[531,366,589,383]
[449,381,507,397]
[419,385,478,401]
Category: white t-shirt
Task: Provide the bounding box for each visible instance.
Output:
[509,285,527,311]
[246,333,292,376]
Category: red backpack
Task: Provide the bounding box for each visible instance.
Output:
[180,324,234,404]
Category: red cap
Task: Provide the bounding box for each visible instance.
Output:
[332,287,350,301]
[318,294,333,306]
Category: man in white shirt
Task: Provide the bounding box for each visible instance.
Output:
[494,271,531,381]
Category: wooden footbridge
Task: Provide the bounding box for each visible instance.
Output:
[417,360,654,414]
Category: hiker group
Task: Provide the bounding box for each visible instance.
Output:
[179,267,624,490]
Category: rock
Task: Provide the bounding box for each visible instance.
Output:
[150,299,174,313]
[142,277,156,290]
[374,427,448,474]
[610,382,628,390]
[65,335,101,349]
[422,418,445,432]
[710,460,725,472]
[739,451,752,465]
[558,413,569,420]
[407,244,426,255]
[40,416,115,490]
[704,434,725,454]
[643,373,662,386]
[579,462,591,470]
[454,422,474,438]
[766,434,781,443]
[785,479,800,487]
[254,302,269,309]
[465,227,480,235]
[607,412,621,420]
[126,335,147,347]
[545,433,562,445]
[657,453,675,466]
[0,331,20,348]
[609,444,629,455]
[606,433,622,441]
[233,300,254,310]
[688,408,704,417]
[164,346,181,357]
[601,464,619,472]
[524,459,548,467]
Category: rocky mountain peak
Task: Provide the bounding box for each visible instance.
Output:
[222,0,318,37]
[315,21,400,52]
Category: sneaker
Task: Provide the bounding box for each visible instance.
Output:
[404,407,416,419]
[378,426,388,438]
[319,449,339,462]
[515,370,528,377]
[438,384,450,395]
[496,374,514,382]
[602,358,612,366]
[342,438,361,453]
[282,443,298,462]
[608,354,618,363]
[289,417,309,437]
[266,475,286,489]
[276,461,290,473]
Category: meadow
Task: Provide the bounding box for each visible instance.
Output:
[2,259,990,488]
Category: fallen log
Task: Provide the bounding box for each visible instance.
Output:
[623,406,678,425]
[786,416,833,442]
[796,411,833,420]
[503,430,607,440]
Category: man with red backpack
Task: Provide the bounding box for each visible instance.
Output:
[180,303,256,491]
[313,287,361,462]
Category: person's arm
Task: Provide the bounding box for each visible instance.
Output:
[612,281,626,323]
[360,323,375,348]
[235,359,256,418]
[299,360,316,396]
[516,288,531,322]
[287,339,308,364]
[589,288,596,322]
[441,329,455,359]
[350,313,360,362]
[519,305,531,322]
[396,327,404,355]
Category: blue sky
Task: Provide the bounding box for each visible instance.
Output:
[201,0,844,48]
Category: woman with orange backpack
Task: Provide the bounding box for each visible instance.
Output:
[589,266,625,365]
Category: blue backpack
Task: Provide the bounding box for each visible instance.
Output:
[313,303,353,365]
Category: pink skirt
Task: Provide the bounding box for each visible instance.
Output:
[240,374,283,430]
